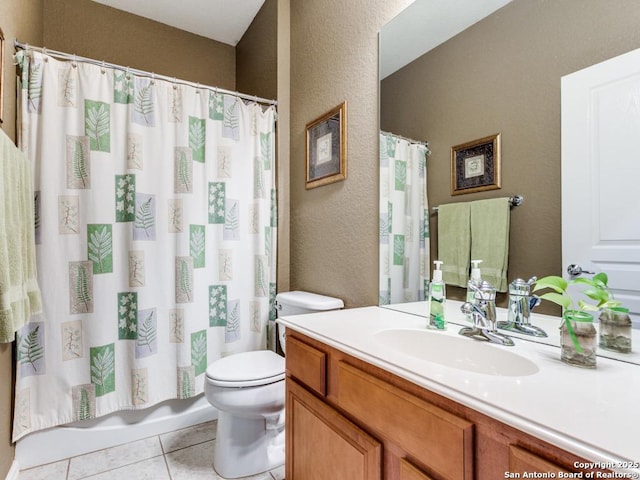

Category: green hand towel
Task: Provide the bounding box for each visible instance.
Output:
[0,130,42,343]
[470,198,510,292]
[437,202,471,287]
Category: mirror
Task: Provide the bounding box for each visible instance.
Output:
[378,0,640,365]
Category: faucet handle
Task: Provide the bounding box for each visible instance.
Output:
[509,278,531,296]
[476,281,496,301]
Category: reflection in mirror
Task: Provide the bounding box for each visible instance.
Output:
[378,0,640,365]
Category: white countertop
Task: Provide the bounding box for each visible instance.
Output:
[278,302,640,476]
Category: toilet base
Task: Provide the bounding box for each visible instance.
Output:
[213,410,285,479]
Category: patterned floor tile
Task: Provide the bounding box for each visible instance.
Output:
[164,440,215,480]
[159,420,216,453]
[67,436,163,480]
[80,455,170,480]
[18,460,68,480]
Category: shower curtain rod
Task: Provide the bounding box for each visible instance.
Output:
[381,130,429,148]
[13,39,278,107]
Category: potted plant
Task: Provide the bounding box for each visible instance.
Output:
[585,274,632,354]
[532,273,627,368]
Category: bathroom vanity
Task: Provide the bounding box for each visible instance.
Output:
[278,303,640,479]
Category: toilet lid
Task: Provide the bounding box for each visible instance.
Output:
[206,350,285,387]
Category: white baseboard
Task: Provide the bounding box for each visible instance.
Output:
[5,460,19,480]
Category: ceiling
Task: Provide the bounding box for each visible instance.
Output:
[91,0,512,75]
[380,0,514,79]
[91,0,266,46]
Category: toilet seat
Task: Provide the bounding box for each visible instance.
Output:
[206,350,285,387]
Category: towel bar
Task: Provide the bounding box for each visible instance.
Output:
[432,195,523,212]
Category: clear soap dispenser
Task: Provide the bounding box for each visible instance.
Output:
[428,260,447,330]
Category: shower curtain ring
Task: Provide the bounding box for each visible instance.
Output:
[101,60,106,74]
[42,47,48,62]
[151,72,155,85]
[72,54,77,68]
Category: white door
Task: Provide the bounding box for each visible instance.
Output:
[562,48,640,326]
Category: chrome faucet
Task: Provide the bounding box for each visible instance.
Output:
[459,281,515,346]
[497,277,547,337]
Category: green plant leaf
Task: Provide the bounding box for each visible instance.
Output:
[539,292,571,309]
[609,305,629,313]
[592,272,608,286]
[578,300,599,312]
[581,287,609,303]
[533,276,567,294]
[569,277,597,288]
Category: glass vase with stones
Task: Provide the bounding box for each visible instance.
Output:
[560,310,597,369]
[599,308,632,354]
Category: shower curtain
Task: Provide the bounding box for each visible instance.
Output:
[13,50,277,441]
[379,132,429,305]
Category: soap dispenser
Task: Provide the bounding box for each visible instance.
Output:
[428,260,447,330]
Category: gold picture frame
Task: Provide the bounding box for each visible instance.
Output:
[451,133,501,195]
[305,102,347,189]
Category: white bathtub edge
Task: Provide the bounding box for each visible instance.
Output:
[15,395,217,469]
[4,460,19,480]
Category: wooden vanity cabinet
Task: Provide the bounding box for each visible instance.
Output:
[285,331,613,480]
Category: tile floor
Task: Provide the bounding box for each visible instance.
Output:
[18,420,285,480]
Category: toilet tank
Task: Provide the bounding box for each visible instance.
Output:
[274,291,343,354]
[275,291,344,317]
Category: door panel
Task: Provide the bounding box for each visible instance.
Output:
[562,47,640,325]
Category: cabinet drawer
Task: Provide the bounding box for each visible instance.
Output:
[509,445,570,476]
[336,361,473,480]
[285,335,327,396]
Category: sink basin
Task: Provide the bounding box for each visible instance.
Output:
[373,328,539,377]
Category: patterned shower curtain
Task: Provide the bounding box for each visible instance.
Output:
[12,50,277,441]
[379,132,430,305]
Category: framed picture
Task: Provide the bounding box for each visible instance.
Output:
[451,133,501,195]
[305,102,347,189]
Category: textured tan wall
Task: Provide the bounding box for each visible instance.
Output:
[381,0,640,310]
[236,0,277,101]
[43,0,235,89]
[290,0,412,308]
[276,0,291,293]
[0,2,43,475]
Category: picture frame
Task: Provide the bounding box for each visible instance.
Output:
[305,101,347,189]
[451,133,501,195]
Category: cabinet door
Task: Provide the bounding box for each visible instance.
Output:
[336,361,474,480]
[286,379,382,480]
[509,445,570,476]
[400,458,435,480]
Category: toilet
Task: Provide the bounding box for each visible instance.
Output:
[204,291,344,478]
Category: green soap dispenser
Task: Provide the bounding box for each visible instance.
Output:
[428,260,447,330]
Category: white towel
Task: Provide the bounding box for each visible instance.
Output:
[0,129,42,343]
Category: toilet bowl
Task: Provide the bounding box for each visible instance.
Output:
[204,291,343,478]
